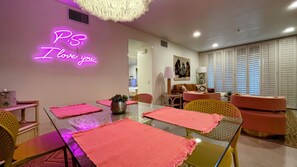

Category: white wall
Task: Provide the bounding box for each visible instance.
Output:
[152,43,200,104]
[137,47,152,94]
[0,0,199,134]
[129,64,137,80]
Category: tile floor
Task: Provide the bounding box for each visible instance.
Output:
[237,135,297,167]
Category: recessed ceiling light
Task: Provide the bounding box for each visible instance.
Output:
[212,43,218,48]
[283,27,295,33]
[193,31,201,38]
[288,1,297,9]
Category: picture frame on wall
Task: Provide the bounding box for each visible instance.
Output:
[173,55,190,81]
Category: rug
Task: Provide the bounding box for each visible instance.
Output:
[243,109,297,149]
[21,150,72,167]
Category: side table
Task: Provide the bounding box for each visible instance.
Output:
[161,93,183,109]
[0,100,39,144]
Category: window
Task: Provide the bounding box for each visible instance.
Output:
[224,49,235,92]
[248,45,261,95]
[236,47,247,94]
[279,37,297,108]
[215,51,224,92]
[261,41,278,96]
[202,36,297,109]
[207,53,215,88]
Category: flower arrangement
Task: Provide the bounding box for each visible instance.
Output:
[109,94,128,102]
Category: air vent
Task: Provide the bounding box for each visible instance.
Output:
[69,9,89,24]
[161,40,168,48]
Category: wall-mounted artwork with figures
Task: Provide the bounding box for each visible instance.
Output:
[173,55,190,81]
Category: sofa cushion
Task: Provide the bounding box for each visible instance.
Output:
[171,84,215,94]
[173,84,182,92]
[184,84,197,91]
[231,95,286,112]
[172,84,197,94]
[181,85,188,92]
[196,84,207,93]
[240,109,286,135]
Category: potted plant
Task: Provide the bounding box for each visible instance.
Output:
[109,94,128,114]
[224,90,232,101]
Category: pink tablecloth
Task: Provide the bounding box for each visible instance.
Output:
[143,107,223,134]
[50,103,102,118]
[72,119,196,167]
[96,100,137,106]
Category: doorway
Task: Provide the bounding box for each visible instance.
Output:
[128,39,152,98]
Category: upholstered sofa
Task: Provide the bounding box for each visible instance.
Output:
[171,84,215,94]
[231,94,287,137]
[183,91,221,108]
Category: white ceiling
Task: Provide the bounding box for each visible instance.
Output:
[123,0,297,52]
[59,0,297,52]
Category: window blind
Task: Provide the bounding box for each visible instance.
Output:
[279,37,297,108]
[224,49,235,92]
[215,51,224,92]
[248,44,261,95]
[236,47,247,94]
[207,53,215,88]
[261,41,278,96]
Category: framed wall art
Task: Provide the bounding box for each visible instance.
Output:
[173,55,190,81]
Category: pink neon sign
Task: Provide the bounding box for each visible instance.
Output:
[34,29,97,66]
[53,30,87,47]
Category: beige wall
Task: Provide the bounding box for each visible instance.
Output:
[0,0,199,134]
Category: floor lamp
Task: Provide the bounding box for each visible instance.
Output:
[164,67,174,95]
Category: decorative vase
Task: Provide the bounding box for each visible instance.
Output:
[110,101,127,114]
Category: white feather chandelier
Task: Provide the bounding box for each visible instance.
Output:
[74,0,153,22]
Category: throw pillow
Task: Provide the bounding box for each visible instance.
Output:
[181,85,188,92]
[196,84,208,93]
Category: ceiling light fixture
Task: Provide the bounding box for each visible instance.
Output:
[288,1,297,9]
[74,0,153,22]
[283,27,295,33]
[212,43,218,48]
[193,31,201,37]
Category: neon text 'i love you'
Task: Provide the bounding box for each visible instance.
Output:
[34,29,97,66]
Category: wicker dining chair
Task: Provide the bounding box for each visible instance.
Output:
[184,99,242,167]
[0,111,68,167]
[132,93,153,104]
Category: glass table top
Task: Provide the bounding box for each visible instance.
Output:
[44,101,242,167]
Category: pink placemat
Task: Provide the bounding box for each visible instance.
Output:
[96,100,138,106]
[50,103,102,118]
[72,119,196,167]
[143,107,223,134]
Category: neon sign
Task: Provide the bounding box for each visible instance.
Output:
[34,29,97,67]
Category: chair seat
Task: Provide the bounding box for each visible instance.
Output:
[13,131,65,165]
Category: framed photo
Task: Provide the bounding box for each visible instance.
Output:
[173,55,190,81]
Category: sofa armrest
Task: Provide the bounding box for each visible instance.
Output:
[207,88,215,93]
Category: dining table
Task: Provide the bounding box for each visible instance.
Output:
[44,101,243,167]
